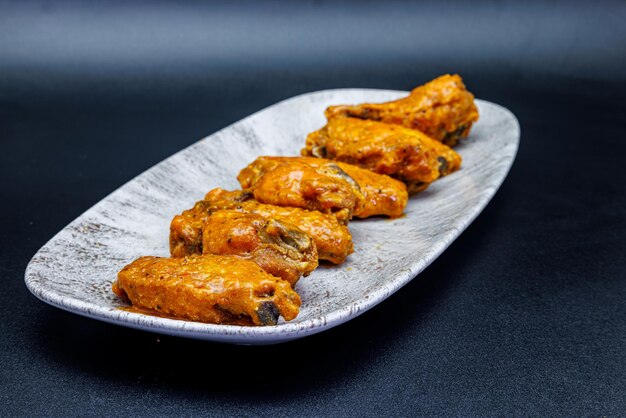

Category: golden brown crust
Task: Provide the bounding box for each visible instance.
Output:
[325,74,479,146]
[113,255,301,326]
[239,156,408,218]
[303,117,462,193]
[201,210,318,286]
[170,188,354,264]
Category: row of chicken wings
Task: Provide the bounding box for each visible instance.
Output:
[112,74,479,326]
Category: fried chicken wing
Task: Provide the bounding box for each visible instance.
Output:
[239,156,408,218]
[325,74,479,146]
[303,117,462,194]
[239,159,360,223]
[334,160,408,218]
[170,189,353,264]
[202,209,317,286]
[170,200,215,258]
[113,255,301,326]
[230,200,353,264]
[204,188,253,205]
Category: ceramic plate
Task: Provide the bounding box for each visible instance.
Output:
[25,89,520,344]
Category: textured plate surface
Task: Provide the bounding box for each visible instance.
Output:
[25,89,519,344]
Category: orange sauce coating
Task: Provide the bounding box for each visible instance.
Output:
[325,74,479,146]
[113,255,301,326]
[303,117,462,194]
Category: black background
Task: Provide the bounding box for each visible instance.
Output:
[2,1,625,415]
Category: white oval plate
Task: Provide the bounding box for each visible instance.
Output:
[25,89,519,344]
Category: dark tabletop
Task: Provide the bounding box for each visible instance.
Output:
[1,0,625,415]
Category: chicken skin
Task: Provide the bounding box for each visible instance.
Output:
[239,157,363,219]
[239,156,408,218]
[335,159,408,218]
[303,117,462,194]
[113,255,301,326]
[202,210,318,286]
[170,188,354,264]
[325,74,479,146]
[239,159,360,223]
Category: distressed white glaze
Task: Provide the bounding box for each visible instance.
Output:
[25,89,519,344]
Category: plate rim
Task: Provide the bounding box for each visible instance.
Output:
[24,89,520,344]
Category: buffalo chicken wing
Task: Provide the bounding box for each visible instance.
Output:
[239,159,361,223]
[170,189,354,264]
[239,156,408,218]
[303,117,462,194]
[113,255,301,326]
[325,74,479,146]
[202,209,318,286]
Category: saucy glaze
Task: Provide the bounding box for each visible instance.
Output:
[113,255,301,326]
[170,188,354,264]
[202,209,318,286]
[325,74,479,146]
[303,117,462,194]
[239,156,408,218]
